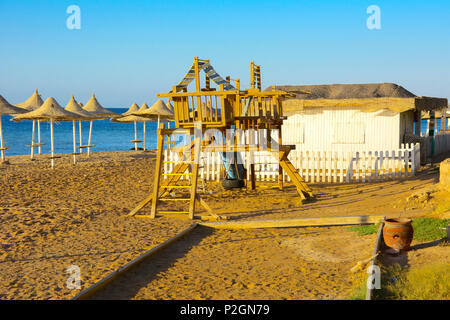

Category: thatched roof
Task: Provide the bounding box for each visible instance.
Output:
[82,92,119,117]
[0,95,27,115]
[132,99,174,120]
[266,83,448,115]
[15,89,44,111]
[122,103,140,116]
[65,95,103,120]
[13,97,82,121]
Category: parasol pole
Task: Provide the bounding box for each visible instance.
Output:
[157,115,160,129]
[79,120,83,154]
[31,120,36,159]
[50,119,55,169]
[134,120,138,151]
[0,115,5,162]
[87,120,93,156]
[143,121,146,151]
[72,120,77,164]
[37,120,42,154]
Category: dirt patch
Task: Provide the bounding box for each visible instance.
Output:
[91,226,376,300]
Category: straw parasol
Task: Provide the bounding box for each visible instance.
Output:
[0,95,27,163]
[122,102,140,116]
[112,103,149,151]
[15,89,45,157]
[81,92,119,155]
[166,100,174,113]
[64,95,102,163]
[132,99,174,129]
[13,97,82,169]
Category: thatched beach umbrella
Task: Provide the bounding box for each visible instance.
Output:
[0,95,27,163]
[64,95,102,163]
[137,103,150,150]
[122,102,140,116]
[13,97,82,169]
[15,89,45,157]
[112,103,148,151]
[133,99,174,129]
[81,92,119,155]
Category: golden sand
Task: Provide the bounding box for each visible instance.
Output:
[0,151,445,299]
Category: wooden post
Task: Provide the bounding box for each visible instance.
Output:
[194,57,203,121]
[278,125,283,191]
[0,115,5,162]
[87,121,93,156]
[72,120,77,164]
[414,111,421,136]
[79,121,83,154]
[250,62,255,89]
[189,123,201,219]
[37,120,42,154]
[150,123,165,218]
[441,108,447,132]
[31,120,35,159]
[429,111,435,157]
[50,119,55,169]
[143,121,146,151]
[134,121,138,151]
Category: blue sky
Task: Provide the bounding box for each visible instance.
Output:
[1,0,449,108]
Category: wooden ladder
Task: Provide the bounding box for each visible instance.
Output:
[128,124,219,220]
[277,146,313,200]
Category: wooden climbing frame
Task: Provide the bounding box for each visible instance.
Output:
[128,57,313,220]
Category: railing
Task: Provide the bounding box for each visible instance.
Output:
[164,143,421,184]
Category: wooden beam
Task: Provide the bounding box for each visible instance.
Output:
[200,215,385,230]
[72,223,199,300]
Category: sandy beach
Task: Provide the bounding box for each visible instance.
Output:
[0,150,446,299]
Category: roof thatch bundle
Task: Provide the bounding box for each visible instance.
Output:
[122,103,140,116]
[82,92,119,117]
[15,89,44,111]
[0,95,27,115]
[65,95,103,120]
[13,97,82,121]
[133,99,174,120]
[266,83,448,115]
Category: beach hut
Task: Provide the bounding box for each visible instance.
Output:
[15,89,45,158]
[13,97,82,169]
[64,95,102,163]
[0,95,27,163]
[272,83,448,153]
[81,92,119,155]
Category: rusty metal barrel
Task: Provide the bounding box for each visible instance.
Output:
[383,218,414,251]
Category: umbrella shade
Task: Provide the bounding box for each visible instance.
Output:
[122,103,140,116]
[137,103,149,113]
[15,89,44,111]
[0,95,27,115]
[82,92,119,117]
[65,95,105,120]
[166,101,174,113]
[12,97,83,122]
[111,115,150,123]
[132,99,174,120]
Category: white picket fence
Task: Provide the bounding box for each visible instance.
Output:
[426,133,450,157]
[163,143,421,184]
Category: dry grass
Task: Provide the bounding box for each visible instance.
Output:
[377,263,449,300]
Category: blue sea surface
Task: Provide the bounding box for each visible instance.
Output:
[0,114,446,157]
[1,108,174,156]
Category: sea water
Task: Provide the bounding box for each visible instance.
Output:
[0,112,446,157]
[1,108,174,156]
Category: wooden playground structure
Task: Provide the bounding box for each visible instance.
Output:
[128,57,313,220]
